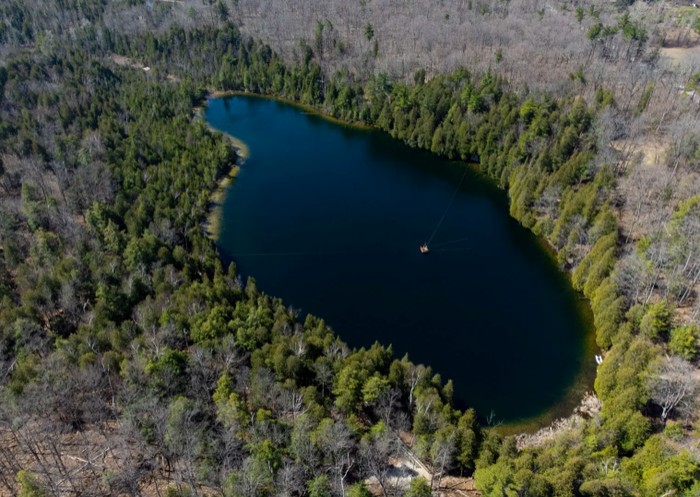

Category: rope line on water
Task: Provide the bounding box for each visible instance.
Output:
[426,167,469,245]
[228,246,472,258]
[229,248,401,257]
[231,167,472,259]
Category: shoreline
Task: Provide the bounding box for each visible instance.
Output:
[202,92,598,436]
[208,90,374,131]
[200,90,369,241]
[201,105,250,240]
[496,240,598,435]
[513,392,602,449]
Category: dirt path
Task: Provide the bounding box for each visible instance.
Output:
[366,433,480,497]
[109,54,180,83]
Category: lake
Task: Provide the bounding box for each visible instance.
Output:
[206,95,595,425]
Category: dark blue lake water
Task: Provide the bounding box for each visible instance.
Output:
[206,95,594,424]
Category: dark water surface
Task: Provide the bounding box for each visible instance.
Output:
[206,95,594,424]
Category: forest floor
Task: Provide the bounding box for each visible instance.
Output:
[110,54,180,83]
[365,454,480,497]
[659,24,700,64]
[660,44,700,64]
[110,54,152,72]
[364,432,483,497]
[1,419,478,497]
[0,420,221,497]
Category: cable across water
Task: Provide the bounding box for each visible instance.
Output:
[425,167,469,246]
[228,246,472,258]
[231,167,472,259]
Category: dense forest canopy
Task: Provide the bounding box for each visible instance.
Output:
[0,0,699,496]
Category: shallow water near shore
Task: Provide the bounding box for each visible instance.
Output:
[206,95,596,425]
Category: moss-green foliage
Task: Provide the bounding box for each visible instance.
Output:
[347,483,373,497]
[16,471,48,497]
[618,13,647,42]
[307,474,332,497]
[635,84,654,116]
[474,403,694,497]
[573,232,617,296]
[639,301,673,340]
[663,421,685,442]
[590,277,624,349]
[405,477,432,497]
[594,335,659,452]
[164,487,193,497]
[475,431,596,497]
[621,435,699,497]
[332,343,393,413]
[669,325,699,360]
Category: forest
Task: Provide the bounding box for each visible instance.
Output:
[0,0,699,496]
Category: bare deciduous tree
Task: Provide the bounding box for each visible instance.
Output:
[646,355,699,422]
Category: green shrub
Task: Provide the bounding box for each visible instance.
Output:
[639,302,673,340]
[669,325,698,360]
